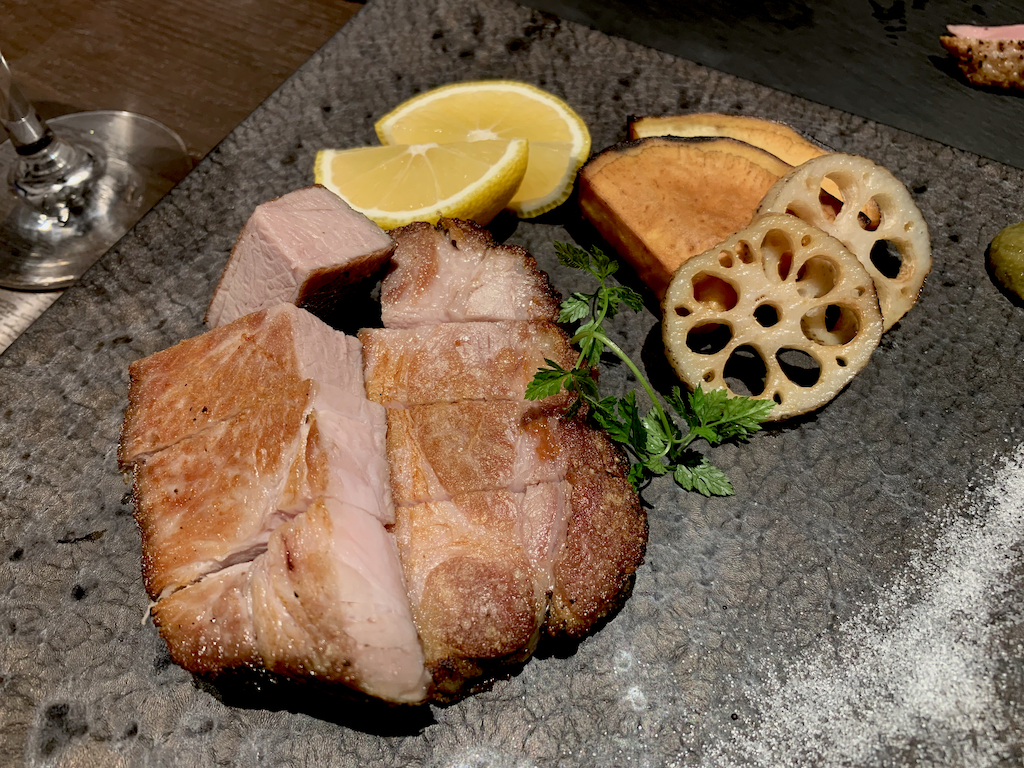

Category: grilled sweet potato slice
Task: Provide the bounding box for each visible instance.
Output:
[579,136,788,298]
[627,114,880,224]
[628,113,828,169]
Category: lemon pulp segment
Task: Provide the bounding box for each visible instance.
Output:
[314,139,528,230]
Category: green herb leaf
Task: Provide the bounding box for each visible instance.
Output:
[553,241,592,272]
[527,241,774,496]
[558,293,592,324]
[673,457,734,497]
[524,360,572,401]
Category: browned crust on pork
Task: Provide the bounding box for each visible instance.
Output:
[421,555,540,658]
[941,35,1024,90]
[119,306,300,469]
[384,218,562,322]
[547,473,647,637]
[151,566,260,674]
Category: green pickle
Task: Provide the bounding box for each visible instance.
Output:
[989,222,1024,300]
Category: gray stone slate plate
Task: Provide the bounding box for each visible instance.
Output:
[1,0,1022,765]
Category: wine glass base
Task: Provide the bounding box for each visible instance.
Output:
[0,111,192,291]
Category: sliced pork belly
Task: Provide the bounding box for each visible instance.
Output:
[120,302,364,467]
[206,185,395,328]
[380,219,560,329]
[150,563,257,674]
[133,380,312,598]
[393,490,546,698]
[250,499,430,703]
[374,219,647,698]
[153,499,430,704]
[385,401,627,506]
[360,321,575,407]
[125,304,424,703]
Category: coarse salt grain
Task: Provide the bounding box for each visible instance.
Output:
[704,444,1024,767]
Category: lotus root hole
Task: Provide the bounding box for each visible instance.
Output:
[761,229,795,280]
[869,239,904,279]
[801,304,861,346]
[773,392,783,404]
[692,273,738,311]
[686,323,732,355]
[904,220,914,233]
[858,198,882,231]
[795,256,837,298]
[703,370,716,383]
[674,304,691,318]
[837,357,848,367]
[801,235,812,247]
[736,241,755,264]
[753,303,780,327]
[723,345,767,396]
[719,251,734,268]
[819,191,841,222]
[776,347,821,388]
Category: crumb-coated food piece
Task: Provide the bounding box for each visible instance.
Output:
[941,25,1024,93]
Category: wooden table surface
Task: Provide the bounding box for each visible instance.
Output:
[0,0,363,352]
[1,0,364,162]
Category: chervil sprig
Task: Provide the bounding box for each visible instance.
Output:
[525,241,774,496]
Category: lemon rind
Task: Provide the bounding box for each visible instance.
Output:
[373,80,591,219]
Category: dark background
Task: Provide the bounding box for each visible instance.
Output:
[522,0,1024,170]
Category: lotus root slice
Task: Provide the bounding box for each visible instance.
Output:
[662,213,884,421]
[757,153,931,331]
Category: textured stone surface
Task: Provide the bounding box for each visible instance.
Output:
[0,0,1022,765]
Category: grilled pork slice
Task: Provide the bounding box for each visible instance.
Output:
[153,499,431,704]
[379,219,560,329]
[133,377,394,598]
[393,490,548,697]
[120,302,365,467]
[385,402,627,506]
[125,305,425,703]
[206,185,395,328]
[360,320,576,407]
[375,219,647,698]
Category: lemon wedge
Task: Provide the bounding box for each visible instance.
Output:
[313,139,528,230]
[374,80,590,219]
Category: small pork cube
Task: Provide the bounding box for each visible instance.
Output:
[206,185,395,328]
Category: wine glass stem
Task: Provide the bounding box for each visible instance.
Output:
[0,48,98,220]
[0,49,51,153]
